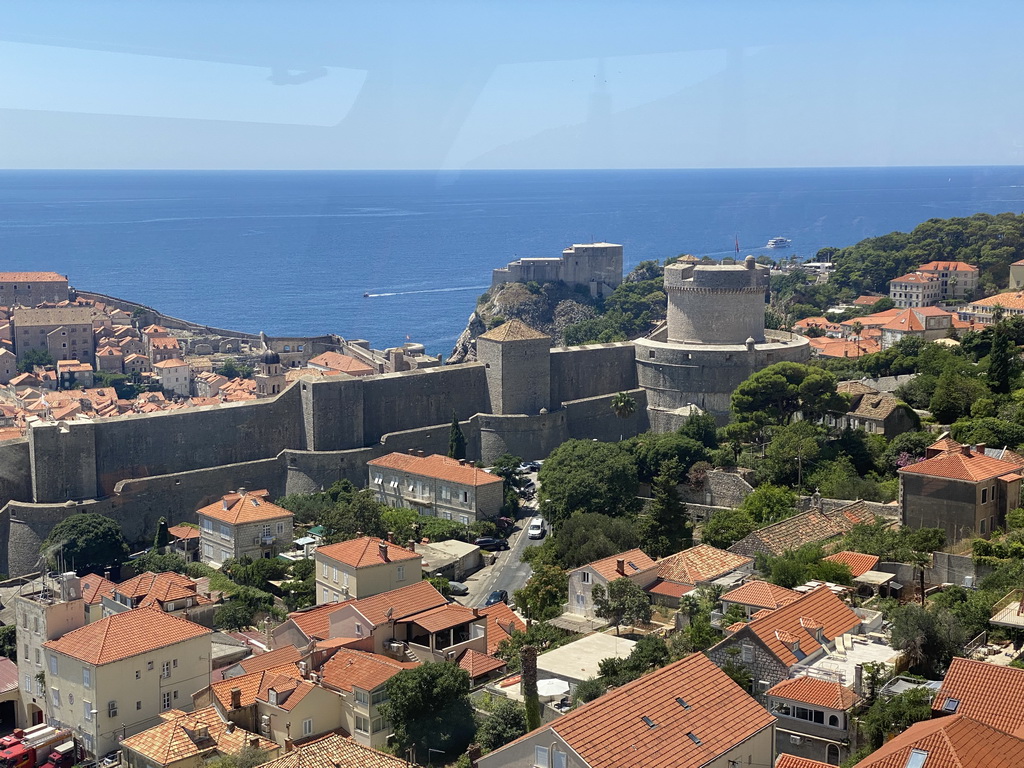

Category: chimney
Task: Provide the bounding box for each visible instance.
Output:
[103,569,111,581]
[237,487,246,495]
[466,744,482,768]
[408,449,416,455]
[406,539,416,552]
[230,687,241,710]
[472,607,481,618]
[225,722,235,734]
[378,541,390,561]
[387,531,395,543]
[976,443,987,455]
[616,558,625,575]
[854,663,864,697]
[249,737,260,749]
[284,739,294,753]
[961,444,972,456]
[417,449,425,457]
[356,530,363,538]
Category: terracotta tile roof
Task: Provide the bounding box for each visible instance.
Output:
[491,653,775,768]
[306,351,374,376]
[574,548,658,581]
[153,358,188,369]
[314,536,419,569]
[0,658,18,695]
[367,452,503,487]
[255,732,408,768]
[852,714,1024,768]
[479,602,526,655]
[969,291,1024,311]
[837,380,879,397]
[0,271,67,282]
[647,579,695,599]
[121,705,275,766]
[776,756,834,768]
[320,649,416,692]
[115,571,200,602]
[766,675,861,710]
[478,318,549,342]
[853,295,882,306]
[899,447,1024,482]
[918,260,979,273]
[210,666,305,710]
[79,573,116,606]
[347,580,448,626]
[841,309,903,328]
[168,524,200,541]
[150,337,181,349]
[236,646,303,676]
[286,602,352,641]
[890,272,939,285]
[404,603,478,632]
[729,502,875,558]
[810,337,881,358]
[657,545,753,585]
[198,489,293,525]
[721,580,800,610]
[44,607,211,665]
[823,551,880,578]
[722,586,861,667]
[458,648,506,678]
[848,391,904,420]
[932,657,1024,737]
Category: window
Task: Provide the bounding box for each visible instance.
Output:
[980,518,987,534]
[333,566,338,583]
[534,746,549,767]
[332,592,340,602]
[135,670,141,680]
[220,524,231,539]
[355,622,363,637]
[459,514,470,525]
[371,690,387,706]
[173,659,178,668]
[277,522,285,534]
[24,676,32,693]
[221,549,231,562]
[372,717,388,734]
[161,661,171,678]
[35,648,40,665]
[982,488,988,504]
[741,643,753,663]
[82,667,91,687]
[147,661,154,670]
[84,700,93,721]
[201,518,213,532]
[302,718,313,736]
[49,655,58,675]
[343,572,349,588]
[203,543,213,558]
[793,706,825,724]
[373,473,383,485]
[552,752,567,768]
[108,701,118,718]
[355,690,369,707]
[322,588,329,603]
[50,689,60,707]
[581,571,591,584]
[161,691,171,710]
[397,566,405,581]
[828,714,840,727]
[136,701,142,711]
[355,716,369,734]
[461,491,469,503]
[322,561,329,577]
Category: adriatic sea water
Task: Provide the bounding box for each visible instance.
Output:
[2,167,1024,355]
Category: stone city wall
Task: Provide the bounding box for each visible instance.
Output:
[549,342,637,405]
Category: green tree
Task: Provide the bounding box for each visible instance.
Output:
[129,550,187,575]
[759,421,823,488]
[539,440,640,527]
[17,348,54,373]
[282,558,316,610]
[929,369,988,424]
[889,602,967,677]
[514,564,567,621]
[592,577,651,635]
[611,391,637,420]
[205,746,270,768]
[381,507,421,547]
[490,453,525,493]
[701,508,756,549]
[631,432,709,483]
[380,662,475,758]
[521,645,541,731]
[572,677,607,706]
[214,601,256,631]
[862,688,933,750]
[42,513,130,575]
[153,517,170,550]
[476,698,527,752]
[548,513,638,569]
[448,411,467,460]
[640,459,692,557]
[494,622,576,672]
[0,625,17,660]
[738,484,797,525]
[730,362,844,433]
[678,412,719,449]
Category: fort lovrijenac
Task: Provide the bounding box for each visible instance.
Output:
[0,249,808,576]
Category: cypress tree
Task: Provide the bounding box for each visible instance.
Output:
[448,411,467,460]
[521,645,541,731]
[153,516,170,551]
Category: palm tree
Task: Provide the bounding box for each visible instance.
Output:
[850,320,864,342]
[610,392,637,441]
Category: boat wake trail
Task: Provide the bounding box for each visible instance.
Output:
[365,285,487,298]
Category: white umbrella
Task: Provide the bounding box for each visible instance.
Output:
[536,679,570,699]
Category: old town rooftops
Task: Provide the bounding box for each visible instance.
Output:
[198,489,293,525]
[320,649,416,692]
[657,544,752,584]
[314,536,419,569]
[486,652,774,768]
[766,675,861,710]
[851,714,1024,768]
[255,732,408,768]
[44,607,211,665]
[898,443,1024,482]
[823,551,881,578]
[572,548,657,581]
[367,452,503,487]
[721,580,800,610]
[120,706,275,765]
[932,657,1024,737]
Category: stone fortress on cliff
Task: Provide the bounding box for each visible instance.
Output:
[0,246,807,576]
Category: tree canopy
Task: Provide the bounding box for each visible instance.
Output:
[592,577,651,635]
[539,440,640,527]
[42,513,130,574]
[730,362,845,436]
[379,662,476,759]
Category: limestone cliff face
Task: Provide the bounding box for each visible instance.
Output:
[446,282,596,364]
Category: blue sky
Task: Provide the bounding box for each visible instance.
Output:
[1,1,1022,169]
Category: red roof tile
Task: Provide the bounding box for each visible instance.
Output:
[899,447,1024,482]
[197,489,293,525]
[120,705,276,764]
[405,603,478,633]
[347,580,449,627]
[236,646,303,676]
[44,608,211,665]
[933,657,1024,737]
[307,352,374,376]
[852,714,1024,768]
[0,658,18,695]
[729,502,875,558]
[320,649,416,692]
[314,537,419,569]
[647,579,695,599]
[479,602,526,655]
[722,580,800,610]
[458,649,506,679]
[917,260,979,273]
[823,551,880,578]
[490,653,775,768]
[766,675,861,710]
[574,548,658,582]
[776,756,834,768]
[80,573,116,606]
[657,544,752,584]
[255,732,408,768]
[286,602,352,642]
[367,452,503,487]
[168,524,200,541]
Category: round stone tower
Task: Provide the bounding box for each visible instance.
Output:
[634,256,810,430]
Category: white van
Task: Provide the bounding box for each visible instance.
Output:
[528,518,546,539]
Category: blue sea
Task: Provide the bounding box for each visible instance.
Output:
[2,167,1024,355]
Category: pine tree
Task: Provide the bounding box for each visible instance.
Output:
[989,322,1014,395]
[448,411,467,460]
[641,459,692,557]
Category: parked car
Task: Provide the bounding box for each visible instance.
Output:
[485,589,509,606]
[474,536,509,551]
[447,581,469,596]
[528,518,546,539]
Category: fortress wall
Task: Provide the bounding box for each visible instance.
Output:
[301,376,364,451]
[563,388,649,443]
[5,503,80,577]
[478,411,569,465]
[30,422,99,503]
[360,364,489,440]
[549,342,637,405]
[86,386,303,498]
[0,438,31,509]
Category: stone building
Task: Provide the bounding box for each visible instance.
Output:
[12,306,97,364]
[915,260,979,302]
[367,451,504,524]
[491,242,623,298]
[313,536,421,603]
[565,548,658,620]
[154,358,190,397]
[254,347,286,397]
[888,271,942,308]
[0,271,69,307]
[829,381,918,438]
[634,255,810,428]
[196,489,294,565]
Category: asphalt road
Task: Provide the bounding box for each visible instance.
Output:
[463,481,544,608]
